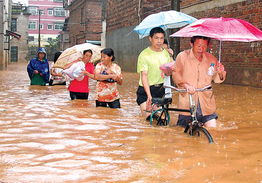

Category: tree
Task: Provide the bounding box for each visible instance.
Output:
[46,37,60,50]
[45,37,60,61]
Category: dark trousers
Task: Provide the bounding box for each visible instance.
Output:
[70,92,89,100]
[95,99,121,108]
[177,101,218,127]
[136,84,165,105]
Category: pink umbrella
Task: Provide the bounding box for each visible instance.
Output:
[170,17,262,61]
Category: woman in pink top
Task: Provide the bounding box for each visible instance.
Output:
[172,36,226,128]
[94,48,122,108]
[64,49,95,100]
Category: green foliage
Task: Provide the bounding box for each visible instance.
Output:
[46,37,60,50]
[45,37,61,61]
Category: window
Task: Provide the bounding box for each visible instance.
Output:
[54,0,63,2]
[39,10,44,15]
[28,21,37,30]
[28,7,45,15]
[54,7,65,17]
[47,24,53,30]
[11,18,17,32]
[11,46,18,62]
[48,9,53,16]
[28,36,34,42]
[12,5,22,15]
[40,24,44,30]
[54,23,63,30]
[28,6,38,15]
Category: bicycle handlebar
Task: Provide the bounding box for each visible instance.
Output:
[163,84,212,93]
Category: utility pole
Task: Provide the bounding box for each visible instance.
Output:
[38,9,41,48]
[170,0,180,58]
[101,0,107,47]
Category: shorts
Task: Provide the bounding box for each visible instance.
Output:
[70,92,89,100]
[177,101,218,127]
[96,99,121,108]
[136,84,165,105]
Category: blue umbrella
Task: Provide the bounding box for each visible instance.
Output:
[134,10,197,39]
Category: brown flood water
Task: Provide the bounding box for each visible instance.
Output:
[0,63,261,183]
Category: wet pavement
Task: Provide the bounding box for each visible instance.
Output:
[0,63,261,183]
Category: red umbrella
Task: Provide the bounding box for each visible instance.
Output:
[170,17,262,61]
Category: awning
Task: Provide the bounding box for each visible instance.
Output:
[6,30,21,39]
[85,40,101,45]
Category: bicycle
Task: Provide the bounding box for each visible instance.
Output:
[149,84,214,143]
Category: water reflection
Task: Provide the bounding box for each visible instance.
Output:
[0,63,261,182]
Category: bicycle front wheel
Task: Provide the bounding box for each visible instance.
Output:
[192,127,214,144]
[150,108,170,126]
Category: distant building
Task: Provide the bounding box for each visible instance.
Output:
[59,17,70,51]
[64,0,103,47]
[62,0,73,9]
[10,2,30,62]
[27,0,68,47]
[0,0,12,69]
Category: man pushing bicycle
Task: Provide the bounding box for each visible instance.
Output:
[172,36,226,128]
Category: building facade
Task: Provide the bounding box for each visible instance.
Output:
[106,0,262,87]
[0,0,12,69]
[58,17,70,51]
[10,2,30,63]
[28,0,68,47]
[65,0,103,46]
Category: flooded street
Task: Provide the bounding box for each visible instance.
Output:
[0,63,261,183]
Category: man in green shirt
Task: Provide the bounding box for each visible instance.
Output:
[136,27,171,120]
